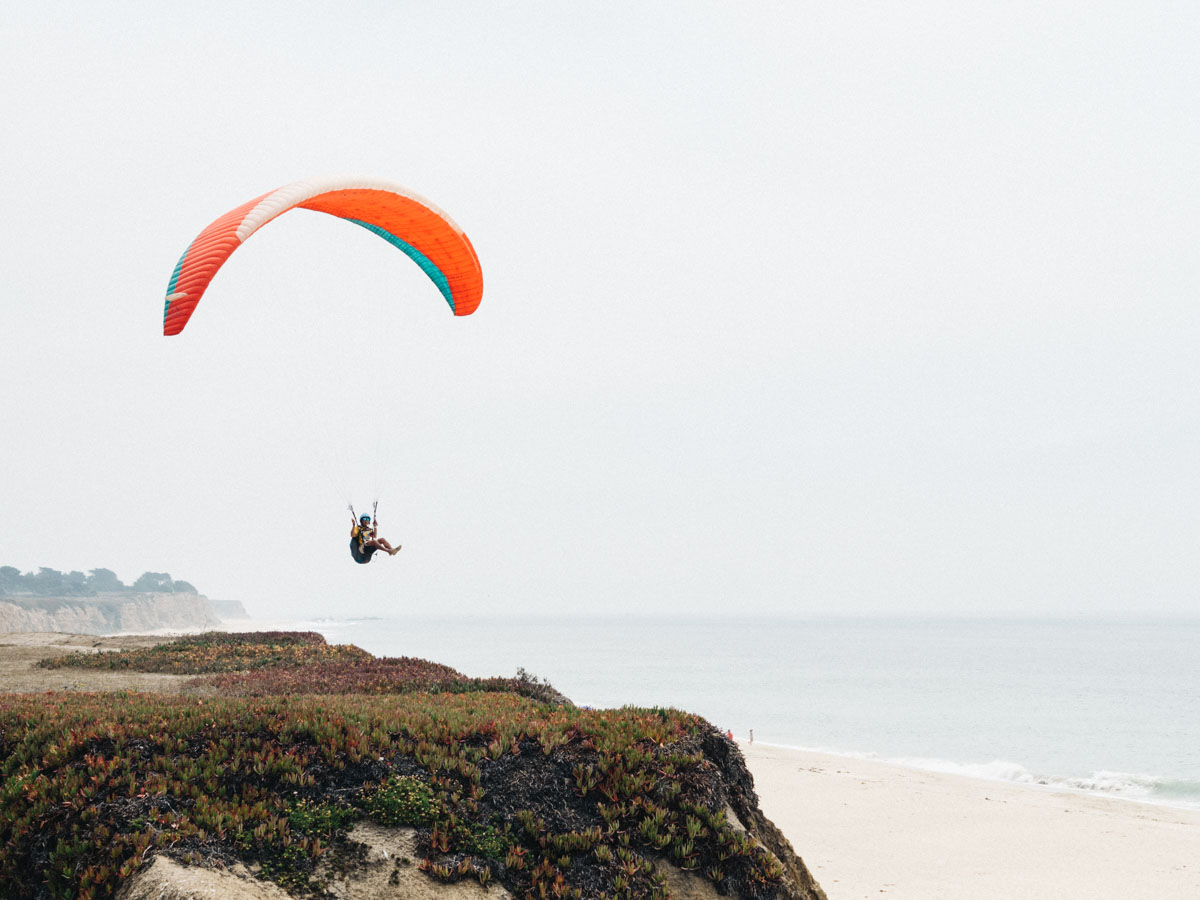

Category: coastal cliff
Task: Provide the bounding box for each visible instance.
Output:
[0,632,829,900]
[0,593,223,634]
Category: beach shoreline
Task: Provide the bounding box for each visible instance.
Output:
[746,739,1199,813]
[741,741,1200,899]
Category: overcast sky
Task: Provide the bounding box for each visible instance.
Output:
[1,2,1197,619]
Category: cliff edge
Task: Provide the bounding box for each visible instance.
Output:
[0,632,828,899]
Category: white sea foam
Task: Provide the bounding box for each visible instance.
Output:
[888,756,1041,784]
[889,758,1177,804]
[759,742,1199,809]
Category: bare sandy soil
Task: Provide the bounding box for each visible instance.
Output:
[0,631,198,694]
[318,824,514,900]
[114,857,295,900]
[113,825,519,900]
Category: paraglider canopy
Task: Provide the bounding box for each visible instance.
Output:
[162,175,483,335]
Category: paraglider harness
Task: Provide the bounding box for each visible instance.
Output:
[349,501,379,564]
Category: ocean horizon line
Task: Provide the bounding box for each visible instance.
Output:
[249,611,1200,627]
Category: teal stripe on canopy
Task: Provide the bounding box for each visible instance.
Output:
[163,240,193,320]
[343,218,455,312]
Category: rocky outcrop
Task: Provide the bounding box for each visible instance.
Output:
[0,593,221,634]
[320,824,515,899]
[115,857,293,900]
[210,598,250,620]
[116,830,516,900]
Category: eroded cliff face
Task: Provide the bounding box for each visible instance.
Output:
[699,729,829,900]
[0,593,221,634]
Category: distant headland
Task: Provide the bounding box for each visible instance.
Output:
[0,565,248,634]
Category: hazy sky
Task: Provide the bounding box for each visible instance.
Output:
[2,2,1197,619]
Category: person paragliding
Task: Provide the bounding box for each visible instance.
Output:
[349,503,400,564]
[162,177,482,573]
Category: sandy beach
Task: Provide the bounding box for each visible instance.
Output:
[742,742,1200,900]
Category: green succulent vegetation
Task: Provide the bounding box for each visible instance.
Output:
[287,797,358,839]
[38,631,369,674]
[40,632,566,705]
[2,633,793,899]
[362,775,438,827]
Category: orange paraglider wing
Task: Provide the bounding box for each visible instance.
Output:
[163,176,483,335]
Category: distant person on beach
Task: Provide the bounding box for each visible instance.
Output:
[749,729,754,744]
[350,513,400,564]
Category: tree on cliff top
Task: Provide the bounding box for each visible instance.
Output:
[0,566,20,596]
[87,568,126,592]
[31,569,94,596]
[132,572,173,592]
[0,566,199,596]
[31,568,68,596]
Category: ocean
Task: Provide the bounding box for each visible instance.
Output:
[287,615,1200,810]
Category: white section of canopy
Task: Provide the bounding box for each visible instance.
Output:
[234,175,466,243]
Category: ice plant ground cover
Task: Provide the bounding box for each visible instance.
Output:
[41,631,568,704]
[36,631,369,675]
[195,658,568,702]
[3,634,795,899]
